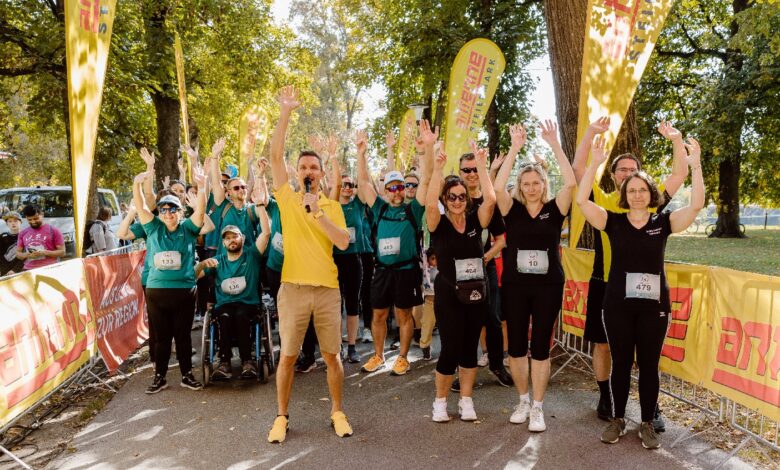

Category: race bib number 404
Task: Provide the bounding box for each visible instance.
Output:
[154,251,182,270]
[517,250,549,275]
[378,237,401,257]
[625,272,661,301]
[455,258,484,282]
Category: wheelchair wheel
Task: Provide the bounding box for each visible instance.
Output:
[260,361,270,384]
[201,309,213,386]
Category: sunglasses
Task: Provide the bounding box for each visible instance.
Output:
[231,185,247,191]
[460,167,478,174]
[342,182,357,189]
[405,182,419,189]
[446,193,467,202]
[159,206,180,214]
[386,184,405,193]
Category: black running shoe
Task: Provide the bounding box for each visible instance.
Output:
[491,366,514,387]
[597,394,613,421]
[653,407,666,433]
[450,378,483,392]
[421,346,432,361]
[296,355,316,373]
[180,372,203,390]
[145,374,168,394]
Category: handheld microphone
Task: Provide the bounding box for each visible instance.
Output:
[303,177,312,213]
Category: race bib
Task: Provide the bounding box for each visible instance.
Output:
[347,227,356,244]
[153,250,182,270]
[272,232,284,254]
[455,258,484,282]
[626,273,661,301]
[221,276,247,295]
[378,237,401,257]
[517,250,549,274]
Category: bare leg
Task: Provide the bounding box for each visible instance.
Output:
[395,307,414,357]
[593,343,611,381]
[531,358,551,402]
[371,308,390,359]
[435,371,454,399]
[458,367,478,398]
[508,355,530,396]
[321,351,344,414]
[275,354,297,415]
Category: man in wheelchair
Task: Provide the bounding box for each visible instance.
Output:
[196,222,270,380]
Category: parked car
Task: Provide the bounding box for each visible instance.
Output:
[0,186,122,259]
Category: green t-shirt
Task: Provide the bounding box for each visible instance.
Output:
[129,222,150,286]
[335,198,370,255]
[205,243,263,308]
[370,198,425,269]
[265,198,284,273]
[213,200,260,254]
[204,194,221,249]
[143,217,200,288]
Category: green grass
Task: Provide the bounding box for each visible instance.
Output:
[666,226,780,276]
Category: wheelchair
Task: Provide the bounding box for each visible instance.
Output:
[200,302,276,385]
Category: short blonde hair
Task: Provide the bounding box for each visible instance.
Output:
[512,163,550,205]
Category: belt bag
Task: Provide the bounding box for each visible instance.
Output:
[455,278,487,304]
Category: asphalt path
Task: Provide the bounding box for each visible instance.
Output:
[49,330,752,470]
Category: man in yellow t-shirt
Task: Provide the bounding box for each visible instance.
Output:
[572,118,689,428]
[266,85,353,444]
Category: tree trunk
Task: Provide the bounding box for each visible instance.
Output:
[151,90,181,189]
[434,81,446,131]
[485,99,499,159]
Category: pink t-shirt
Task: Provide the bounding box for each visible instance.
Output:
[17,224,64,270]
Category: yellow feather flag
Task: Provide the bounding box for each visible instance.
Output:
[396,109,417,171]
[239,105,270,180]
[174,32,191,181]
[569,0,674,248]
[64,0,117,257]
[444,38,505,173]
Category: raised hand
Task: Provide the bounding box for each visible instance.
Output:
[469,139,488,168]
[591,135,608,166]
[355,130,368,156]
[509,124,527,151]
[277,85,301,113]
[657,120,682,141]
[162,175,170,189]
[177,157,186,174]
[326,134,340,158]
[539,119,560,147]
[211,137,227,160]
[419,119,439,146]
[256,157,268,175]
[433,140,444,158]
[139,148,155,168]
[532,153,547,166]
[385,130,397,150]
[133,172,149,185]
[588,116,611,135]
[308,135,325,155]
[490,151,506,172]
[684,137,701,167]
[433,149,448,171]
[192,166,207,188]
[185,192,197,209]
[252,177,268,205]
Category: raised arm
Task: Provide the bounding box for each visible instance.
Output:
[489,151,506,182]
[133,171,154,225]
[139,148,158,211]
[117,205,138,241]
[575,136,609,230]
[471,141,496,228]
[494,124,526,216]
[670,138,704,233]
[270,86,301,191]
[540,120,576,216]
[187,166,207,228]
[202,138,227,205]
[658,121,689,197]
[572,116,610,183]
[251,158,270,219]
[355,130,377,207]
[255,205,271,254]
[425,149,447,232]
[416,119,438,206]
[326,135,342,201]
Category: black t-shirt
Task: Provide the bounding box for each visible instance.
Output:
[471,196,506,268]
[0,232,24,275]
[603,210,672,309]
[431,210,485,293]
[502,198,566,285]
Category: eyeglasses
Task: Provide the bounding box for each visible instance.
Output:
[405,182,419,189]
[159,206,179,214]
[342,182,357,189]
[446,193,467,202]
[231,185,247,191]
[386,184,405,193]
[460,167,478,174]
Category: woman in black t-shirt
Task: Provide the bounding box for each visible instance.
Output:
[493,121,577,433]
[576,136,704,449]
[425,143,496,423]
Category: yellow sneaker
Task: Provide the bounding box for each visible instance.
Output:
[361,355,385,373]
[267,415,288,443]
[331,410,353,438]
[391,356,410,376]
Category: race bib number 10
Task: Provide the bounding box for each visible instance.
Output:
[517,250,549,275]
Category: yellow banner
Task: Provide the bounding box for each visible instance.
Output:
[444,38,505,173]
[561,246,593,337]
[238,105,270,180]
[64,0,118,257]
[570,0,674,248]
[174,32,191,182]
[397,109,417,172]
[705,268,780,422]
[0,260,95,429]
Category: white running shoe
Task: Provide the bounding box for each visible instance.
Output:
[361,328,373,344]
[503,356,509,367]
[458,397,478,421]
[510,400,531,424]
[432,400,450,423]
[528,406,546,432]
[477,353,489,367]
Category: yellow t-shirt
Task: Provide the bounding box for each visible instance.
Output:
[274,183,347,289]
[593,182,665,281]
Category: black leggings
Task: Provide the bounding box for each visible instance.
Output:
[359,252,374,327]
[603,301,670,422]
[503,283,563,360]
[335,253,362,315]
[484,263,504,369]
[434,286,487,375]
[266,267,281,306]
[196,247,216,315]
[215,302,257,362]
[145,287,196,377]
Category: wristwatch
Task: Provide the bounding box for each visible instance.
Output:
[313,209,325,219]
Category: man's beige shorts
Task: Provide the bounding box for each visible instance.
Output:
[277,283,342,357]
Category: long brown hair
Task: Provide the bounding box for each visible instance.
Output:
[618,171,663,209]
[441,175,472,212]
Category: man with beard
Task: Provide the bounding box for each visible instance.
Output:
[196,221,270,380]
[0,211,25,276]
[16,204,65,270]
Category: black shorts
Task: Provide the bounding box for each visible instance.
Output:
[583,277,607,344]
[502,283,563,360]
[334,253,362,316]
[370,266,423,310]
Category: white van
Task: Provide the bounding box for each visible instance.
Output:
[0,186,122,259]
